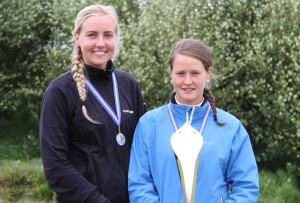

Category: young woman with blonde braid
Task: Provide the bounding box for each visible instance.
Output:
[128,38,259,203]
[39,5,146,203]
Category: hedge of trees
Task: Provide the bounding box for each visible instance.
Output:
[1,0,299,175]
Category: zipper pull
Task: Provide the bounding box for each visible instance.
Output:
[220,195,224,203]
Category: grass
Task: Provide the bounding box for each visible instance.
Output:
[0,159,299,202]
[258,166,300,203]
[0,159,55,203]
[0,115,53,202]
[0,117,299,202]
[0,114,39,161]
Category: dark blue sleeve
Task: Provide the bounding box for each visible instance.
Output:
[39,83,109,203]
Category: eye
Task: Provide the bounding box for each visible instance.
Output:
[176,72,185,76]
[104,34,112,39]
[88,33,96,38]
[104,32,114,39]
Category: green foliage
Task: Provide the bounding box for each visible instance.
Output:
[0,159,55,202]
[0,0,299,183]
[205,0,300,170]
[117,0,300,173]
[0,112,40,160]
[259,164,300,203]
[0,0,54,117]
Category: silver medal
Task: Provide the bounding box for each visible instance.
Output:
[116,133,126,146]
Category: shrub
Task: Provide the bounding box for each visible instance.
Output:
[0,0,299,179]
[117,0,300,174]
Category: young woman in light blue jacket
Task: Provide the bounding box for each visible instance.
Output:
[128,38,259,203]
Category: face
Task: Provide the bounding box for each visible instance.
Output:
[171,54,211,105]
[74,15,117,70]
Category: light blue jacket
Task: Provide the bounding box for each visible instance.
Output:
[128,101,259,203]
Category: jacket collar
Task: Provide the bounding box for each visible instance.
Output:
[85,60,115,80]
[169,92,210,121]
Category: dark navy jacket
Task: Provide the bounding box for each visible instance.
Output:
[39,61,147,203]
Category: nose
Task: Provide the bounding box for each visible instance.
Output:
[96,36,105,47]
[183,74,192,85]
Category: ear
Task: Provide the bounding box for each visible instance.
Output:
[168,66,172,75]
[208,66,212,74]
[74,33,80,46]
[207,66,213,79]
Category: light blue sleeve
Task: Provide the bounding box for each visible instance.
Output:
[128,117,160,203]
[225,123,260,203]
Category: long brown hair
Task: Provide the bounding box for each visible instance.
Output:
[169,38,225,126]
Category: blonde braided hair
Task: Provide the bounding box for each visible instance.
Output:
[71,45,98,123]
[71,5,120,123]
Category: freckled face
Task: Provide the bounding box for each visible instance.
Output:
[74,15,117,70]
[171,54,211,105]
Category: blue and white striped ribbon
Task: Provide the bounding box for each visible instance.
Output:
[85,72,121,126]
[168,102,211,134]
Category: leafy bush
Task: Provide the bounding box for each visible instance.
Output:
[0,0,299,179]
[0,0,54,117]
[208,0,300,173]
[117,0,300,173]
[0,111,40,160]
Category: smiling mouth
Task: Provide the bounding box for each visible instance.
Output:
[182,88,194,91]
[94,51,106,55]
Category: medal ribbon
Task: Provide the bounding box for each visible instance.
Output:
[168,103,211,133]
[85,72,121,126]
